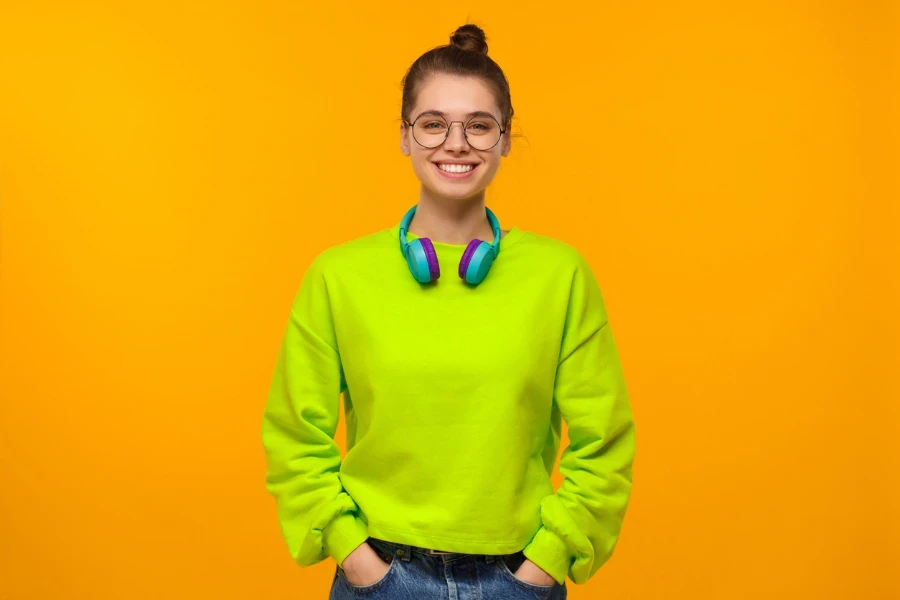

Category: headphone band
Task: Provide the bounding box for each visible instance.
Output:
[399,205,501,257]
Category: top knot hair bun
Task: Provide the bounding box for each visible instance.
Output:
[400,22,514,139]
[450,24,489,55]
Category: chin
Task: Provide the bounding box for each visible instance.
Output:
[442,189,486,203]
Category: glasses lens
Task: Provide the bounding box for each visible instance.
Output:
[464,115,502,150]
[413,116,450,149]
[412,115,503,150]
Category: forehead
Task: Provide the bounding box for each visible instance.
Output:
[412,74,500,120]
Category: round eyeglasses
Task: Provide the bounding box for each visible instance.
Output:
[403,113,507,151]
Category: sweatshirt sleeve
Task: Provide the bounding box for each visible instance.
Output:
[521,250,637,585]
[261,253,370,568]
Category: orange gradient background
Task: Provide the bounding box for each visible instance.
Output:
[1,2,897,599]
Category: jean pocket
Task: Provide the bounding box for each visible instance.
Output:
[336,550,398,593]
[497,552,558,595]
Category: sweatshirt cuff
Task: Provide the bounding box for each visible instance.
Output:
[522,526,572,586]
[322,512,370,567]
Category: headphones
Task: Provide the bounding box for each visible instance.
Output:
[399,204,502,285]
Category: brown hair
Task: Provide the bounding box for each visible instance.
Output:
[400,23,515,135]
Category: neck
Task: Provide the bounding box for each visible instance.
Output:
[410,188,495,245]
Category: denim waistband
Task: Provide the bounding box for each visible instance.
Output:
[367,536,510,564]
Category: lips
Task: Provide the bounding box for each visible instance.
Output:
[433,162,479,179]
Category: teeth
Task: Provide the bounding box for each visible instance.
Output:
[438,163,474,173]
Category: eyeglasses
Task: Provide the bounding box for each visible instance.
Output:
[403,112,507,151]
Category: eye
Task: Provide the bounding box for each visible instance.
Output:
[467,121,495,132]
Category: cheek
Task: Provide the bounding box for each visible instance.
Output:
[413,155,433,177]
[410,157,439,183]
[476,156,501,177]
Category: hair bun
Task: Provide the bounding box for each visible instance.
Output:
[450,24,488,55]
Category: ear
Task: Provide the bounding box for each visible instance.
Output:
[400,121,411,156]
[500,128,511,157]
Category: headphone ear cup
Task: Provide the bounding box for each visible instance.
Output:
[406,238,441,283]
[459,240,496,285]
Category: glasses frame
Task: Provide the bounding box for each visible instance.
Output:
[403,113,508,151]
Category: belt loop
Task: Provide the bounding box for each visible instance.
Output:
[398,543,412,561]
[485,554,496,564]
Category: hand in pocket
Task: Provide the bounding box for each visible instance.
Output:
[513,558,556,587]
[341,543,392,587]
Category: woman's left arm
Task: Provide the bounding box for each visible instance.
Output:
[521,249,637,586]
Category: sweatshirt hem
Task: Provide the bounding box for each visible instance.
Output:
[367,523,533,555]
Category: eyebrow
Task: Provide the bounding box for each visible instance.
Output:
[415,109,499,121]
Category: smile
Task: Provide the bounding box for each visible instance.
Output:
[434,163,478,179]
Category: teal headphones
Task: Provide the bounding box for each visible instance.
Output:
[399,204,502,285]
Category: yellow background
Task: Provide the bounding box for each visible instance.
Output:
[1,1,897,598]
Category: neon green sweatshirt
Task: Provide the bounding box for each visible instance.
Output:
[260,221,636,585]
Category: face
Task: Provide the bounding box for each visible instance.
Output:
[400,74,511,202]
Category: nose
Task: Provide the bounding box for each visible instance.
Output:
[443,121,470,152]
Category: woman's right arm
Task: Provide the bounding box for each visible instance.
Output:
[260,252,370,569]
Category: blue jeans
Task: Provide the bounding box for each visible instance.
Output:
[330,536,568,599]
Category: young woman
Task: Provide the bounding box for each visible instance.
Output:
[261,24,636,599]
